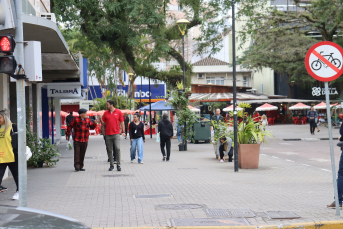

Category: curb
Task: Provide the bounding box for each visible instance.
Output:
[92,220,343,229]
[282,138,334,141]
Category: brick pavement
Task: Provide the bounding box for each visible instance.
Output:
[1,125,343,228]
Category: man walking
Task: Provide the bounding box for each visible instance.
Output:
[66,109,97,172]
[307,106,318,135]
[158,113,173,161]
[100,100,126,171]
[66,111,74,136]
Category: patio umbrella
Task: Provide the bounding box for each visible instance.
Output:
[314,102,335,109]
[289,103,311,110]
[134,110,150,115]
[188,105,200,112]
[223,105,243,112]
[121,109,135,115]
[86,110,98,116]
[255,103,278,111]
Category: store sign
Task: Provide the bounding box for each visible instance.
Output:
[312,87,338,96]
[47,84,82,98]
[117,84,165,99]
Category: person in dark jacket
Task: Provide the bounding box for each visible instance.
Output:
[211,108,224,132]
[158,113,173,161]
[66,111,74,137]
[307,107,318,135]
[129,113,145,163]
[124,113,130,139]
[327,123,343,208]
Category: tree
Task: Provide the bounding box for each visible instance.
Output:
[52,0,261,87]
[237,0,343,97]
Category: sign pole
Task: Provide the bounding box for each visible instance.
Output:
[325,81,340,216]
[14,0,27,207]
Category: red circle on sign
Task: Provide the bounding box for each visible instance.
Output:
[305,41,343,82]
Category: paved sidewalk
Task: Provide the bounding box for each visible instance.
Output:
[1,125,343,228]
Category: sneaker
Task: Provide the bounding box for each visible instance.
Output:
[12,191,19,200]
[131,159,134,163]
[327,201,342,208]
[0,186,7,192]
[163,156,166,161]
[109,166,114,171]
[117,165,121,171]
[220,159,224,163]
[138,161,143,164]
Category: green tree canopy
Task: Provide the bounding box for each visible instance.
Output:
[52,0,262,86]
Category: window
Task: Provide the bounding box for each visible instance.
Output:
[198,73,204,78]
[243,76,249,87]
[206,77,224,85]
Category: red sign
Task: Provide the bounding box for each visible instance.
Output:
[305,41,343,82]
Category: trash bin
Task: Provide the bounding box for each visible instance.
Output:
[192,122,211,143]
[61,129,65,136]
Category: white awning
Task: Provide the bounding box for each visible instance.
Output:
[189,93,268,102]
[239,99,320,104]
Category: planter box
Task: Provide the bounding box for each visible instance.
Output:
[238,143,260,169]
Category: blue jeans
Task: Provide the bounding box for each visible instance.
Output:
[130,137,143,162]
[337,150,343,204]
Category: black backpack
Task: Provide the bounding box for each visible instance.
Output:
[11,124,18,149]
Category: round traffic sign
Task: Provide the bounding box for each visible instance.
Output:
[305,41,343,82]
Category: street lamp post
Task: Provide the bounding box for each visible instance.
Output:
[140,76,142,108]
[128,73,134,112]
[176,19,190,89]
[149,76,152,138]
[232,0,238,172]
[177,19,190,150]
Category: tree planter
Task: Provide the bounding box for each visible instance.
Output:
[179,144,185,151]
[37,161,44,168]
[238,143,260,169]
[177,89,184,95]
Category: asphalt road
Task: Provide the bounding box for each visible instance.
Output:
[261,139,342,172]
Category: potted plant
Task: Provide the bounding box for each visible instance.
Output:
[26,131,60,168]
[211,119,232,158]
[169,87,198,151]
[176,81,184,95]
[234,116,273,169]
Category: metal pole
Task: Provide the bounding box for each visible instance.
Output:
[182,35,185,88]
[325,82,340,216]
[232,0,238,172]
[51,98,54,144]
[140,76,142,108]
[14,0,27,206]
[149,77,152,138]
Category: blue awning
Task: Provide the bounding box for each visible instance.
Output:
[140,100,175,111]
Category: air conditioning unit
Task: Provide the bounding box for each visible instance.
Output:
[198,73,204,79]
[40,13,56,23]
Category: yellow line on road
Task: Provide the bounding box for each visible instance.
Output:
[92,219,343,229]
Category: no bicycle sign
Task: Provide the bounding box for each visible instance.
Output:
[305,41,343,82]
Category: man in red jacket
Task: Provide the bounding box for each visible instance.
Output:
[66,109,97,172]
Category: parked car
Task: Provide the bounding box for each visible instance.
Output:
[0,205,90,229]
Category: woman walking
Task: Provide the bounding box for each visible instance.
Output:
[0,110,19,200]
[129,113,145,164]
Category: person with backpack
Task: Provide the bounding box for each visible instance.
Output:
[0,110,19,200]
[158,112,173,161]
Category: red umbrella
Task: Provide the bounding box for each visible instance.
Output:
[256,103,278,111]
[86,110,98,116]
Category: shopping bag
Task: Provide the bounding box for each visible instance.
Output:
[156,133,160,143]
[66,140,73,150]
[26,146,32,160]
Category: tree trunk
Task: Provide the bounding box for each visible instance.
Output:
[288,83,293,99]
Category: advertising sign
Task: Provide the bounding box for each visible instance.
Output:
[47,84,82,98]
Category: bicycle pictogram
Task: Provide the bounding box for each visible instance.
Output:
[311,51,341,71]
